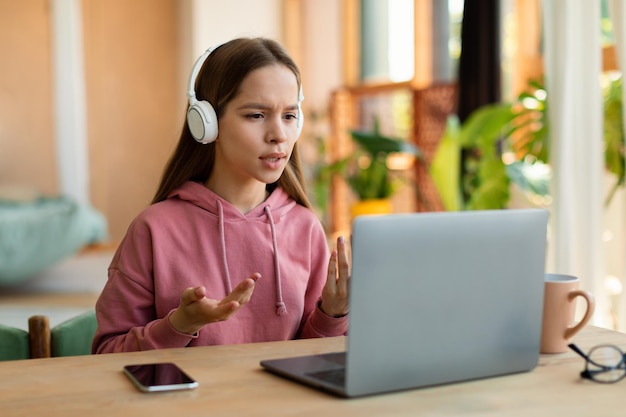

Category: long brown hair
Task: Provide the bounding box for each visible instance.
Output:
[152,38,312,209]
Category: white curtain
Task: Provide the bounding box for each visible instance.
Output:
[609,0,626,331]
[542,0,609,326]
[51,0,89,204]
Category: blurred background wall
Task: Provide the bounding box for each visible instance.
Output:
[0,0,342,242]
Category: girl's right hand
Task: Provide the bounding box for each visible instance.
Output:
[168,273,261,335]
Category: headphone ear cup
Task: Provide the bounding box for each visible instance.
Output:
[295,85,304,140]
[295,105,304,140]
[187,100,218,144]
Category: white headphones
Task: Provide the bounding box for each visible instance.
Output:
[186,45,304,145]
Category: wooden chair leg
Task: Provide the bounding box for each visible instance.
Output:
[28,315,51,359]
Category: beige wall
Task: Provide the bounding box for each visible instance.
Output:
[0,0,182,242]
[0,0,57,194]
[0,0,344,244]
[82,0,181,242]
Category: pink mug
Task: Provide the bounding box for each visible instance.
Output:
[540,273,595,354]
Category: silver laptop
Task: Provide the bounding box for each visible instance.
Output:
[261,209,549,397]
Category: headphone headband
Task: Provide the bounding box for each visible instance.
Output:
[187,48,212,104]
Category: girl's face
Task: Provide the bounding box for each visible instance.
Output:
[212,64,300,189]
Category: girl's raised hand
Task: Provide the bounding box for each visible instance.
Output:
[320,236,350,317]
[169,273,261,335]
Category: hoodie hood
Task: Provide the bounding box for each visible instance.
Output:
[167,181,297,316]
[167,181,297,222]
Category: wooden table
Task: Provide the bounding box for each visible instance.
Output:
[1,326,625,416]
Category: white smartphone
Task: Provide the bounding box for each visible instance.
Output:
[123,362,199,392]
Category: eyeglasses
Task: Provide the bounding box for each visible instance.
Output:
[568,343,626,383]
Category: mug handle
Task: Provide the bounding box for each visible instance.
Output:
[564,290,596,340]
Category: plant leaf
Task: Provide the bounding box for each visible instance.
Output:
[350,130,421,157]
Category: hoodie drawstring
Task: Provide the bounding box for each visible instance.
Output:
[215,200,286,317]
[216,200,233,293]
[265,205,287,316]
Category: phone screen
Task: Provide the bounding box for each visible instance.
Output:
[123,362,199,392]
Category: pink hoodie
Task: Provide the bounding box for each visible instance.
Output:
[92,181,348,353]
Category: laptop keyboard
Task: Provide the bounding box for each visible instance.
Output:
[305,352,347,387]
[306,368,346,387]
[320,352,347,365]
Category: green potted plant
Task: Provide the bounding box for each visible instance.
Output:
[428,80,550,211]
[346,119,421,218]
[432,76,625,210]
[311,118,421,221]
[603,74,625,205]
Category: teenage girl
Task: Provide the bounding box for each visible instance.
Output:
[92,37,349,353]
